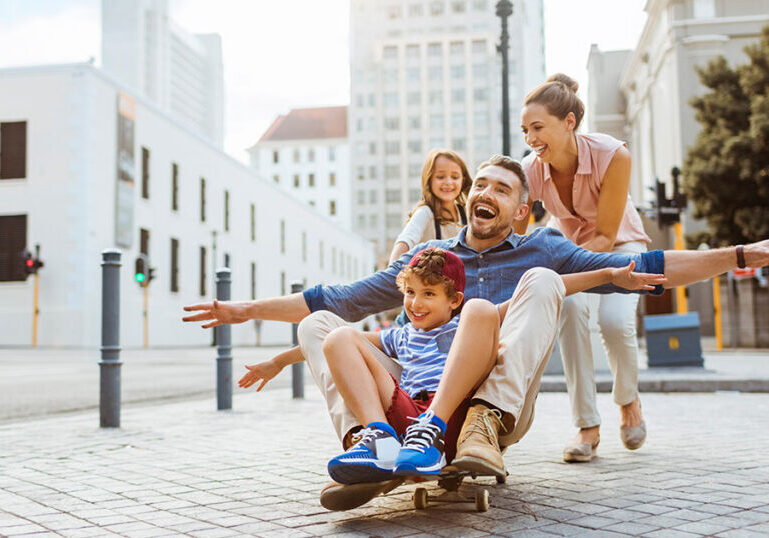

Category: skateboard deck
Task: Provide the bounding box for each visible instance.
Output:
[320,467,507,512]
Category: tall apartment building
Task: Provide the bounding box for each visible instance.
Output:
[101,0,224,147]
[247,107,352,230]
[349,0,545,261]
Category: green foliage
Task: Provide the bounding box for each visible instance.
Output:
[684,26,769,246]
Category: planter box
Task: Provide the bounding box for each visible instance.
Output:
[720,274,769,348]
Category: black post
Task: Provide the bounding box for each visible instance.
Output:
[100,249,122,428]
[496,0,513,156]
[215,268,232,410]
[291,281,304,399]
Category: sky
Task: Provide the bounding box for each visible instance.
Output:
[0,0,647,161]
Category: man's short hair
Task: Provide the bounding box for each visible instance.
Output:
[476,155,529,203]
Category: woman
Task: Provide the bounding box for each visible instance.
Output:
[516,73,651,462]
[388,149,472,263]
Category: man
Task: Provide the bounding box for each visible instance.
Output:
[184,155,769,508]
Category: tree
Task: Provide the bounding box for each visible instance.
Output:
[684,26,769,246]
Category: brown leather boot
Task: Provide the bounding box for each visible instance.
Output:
[451,403,507,477]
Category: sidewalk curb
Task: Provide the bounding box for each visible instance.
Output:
[540,376,769,393]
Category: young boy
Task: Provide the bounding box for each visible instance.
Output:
[322,247,494,484]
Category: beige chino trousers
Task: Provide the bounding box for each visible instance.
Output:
[296,267,566,449]
[558,240,647,429]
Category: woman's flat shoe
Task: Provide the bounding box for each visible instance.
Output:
[620,421,646,450]
[563,436,599,463]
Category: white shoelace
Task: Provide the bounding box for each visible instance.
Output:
[349,427,378,451]
[401,411,442,453]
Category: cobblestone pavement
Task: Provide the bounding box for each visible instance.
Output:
[1,389,768,537]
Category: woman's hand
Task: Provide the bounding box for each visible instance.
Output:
[182,299,252,328]
[611,261,667,291]
[238,359,283,392]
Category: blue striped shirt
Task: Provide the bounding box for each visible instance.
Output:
[379,315,460,397]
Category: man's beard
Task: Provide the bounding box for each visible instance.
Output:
[469,219,508,240]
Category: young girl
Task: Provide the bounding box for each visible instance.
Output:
[388,149,472,263]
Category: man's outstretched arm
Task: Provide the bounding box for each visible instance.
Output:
[183,293,311,328]
[662,240,769,288]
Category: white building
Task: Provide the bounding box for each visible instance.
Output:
[247,107,352,230]
[0,63,374,348]
[586,0,769,331]
[101,0,225,147]
[349,0,545,261]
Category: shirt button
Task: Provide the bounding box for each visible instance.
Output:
[479,277,485,282]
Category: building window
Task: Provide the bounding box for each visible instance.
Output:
[408,3,423,16]
[387,4,402,18]
[450,41,464,56]
[407,91,421,105]
[473,87,489,101]
[473,63,488,78]
[452,88,465,102]
[451,1,466,13]
[293,149,300,163]
[199,246,206,296]
[430,113,444,129]
[473,0,487,10]
[141,146,150,199]
[357,166,365,181]
[250,203,256,242]
[369,166,377,179]
[383,92,399,107]
[369,190,378,204]
[384,69,398,83]
[408,140,422,153]
[409,188,421,202]
[0,121,27,179]
[224,253,230,268]
[329,146,336,161]
[280,220,285,254]
[409,163,422,176]
[428,43,441,56]
[281,271,286,295]
[472,39,486,54]
[357,190,366,204]
[385,141,400,155]
[383,45,398,59]
[386,213,402,227]
[430,1,444,15]
[200,178,206,222]
[302,231,307,262]
[224,190,230,232]
[369,142,377,155]
[450,65,465,79]
[171,163,179,211]
[357,215,366,228]
[170,238,179,292]
[293,174,300,188]
[139,228,150,257]
[273,174,279,184]
[384,117,400,130]
[452,112,466,129]
[331,246,337,273]
[308,173,315,187]
[329,200,337,216]
[369,214,378,228]
[385,165,399,179]
[406,44,420,59]
[429,90,443,105]
[319,240,324,269]
[408,116,421,129]
[272,150,279,163]
[452,137,467,151]
[329,172,336,187]
[386,189,401,203]
[0,214,26,281]
[250,262,256,300]
[308,148,315,162]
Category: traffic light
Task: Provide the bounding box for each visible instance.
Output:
[134,254,148,286]
[17,249,43,280]
[148,267,156,283]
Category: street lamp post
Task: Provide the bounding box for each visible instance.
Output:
[496,0,513,156]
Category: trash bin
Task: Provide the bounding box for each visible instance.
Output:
[643,312,704,367]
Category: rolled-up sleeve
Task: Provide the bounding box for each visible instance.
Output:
[547,228,665,295]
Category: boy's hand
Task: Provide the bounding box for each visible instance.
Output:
[182,299,252,329]
[238,360,282,392]
[611,261,667,291]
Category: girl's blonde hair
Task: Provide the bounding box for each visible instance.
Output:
[409,149,472,224]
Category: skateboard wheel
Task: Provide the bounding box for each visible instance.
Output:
[413,487,428,510]
[496,474,506,484]
[474,489,489,512]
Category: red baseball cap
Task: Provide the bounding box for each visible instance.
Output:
[408,248,466,293]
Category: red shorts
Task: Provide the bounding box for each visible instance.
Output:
[384,378,471,463]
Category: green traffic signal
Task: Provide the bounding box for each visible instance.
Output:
[135,273,146,283]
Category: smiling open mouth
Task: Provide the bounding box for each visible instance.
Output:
[473,204,497,220]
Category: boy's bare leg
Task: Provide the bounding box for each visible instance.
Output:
[323,326,396,427]
[428,299,500,422]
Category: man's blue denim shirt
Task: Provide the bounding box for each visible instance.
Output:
[304,227,664,322]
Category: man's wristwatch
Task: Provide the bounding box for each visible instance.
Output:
[736,245,746,269]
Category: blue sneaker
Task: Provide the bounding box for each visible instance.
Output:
[327,422,401,484]
[393,411,447,476]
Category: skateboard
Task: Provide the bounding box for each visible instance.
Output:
[321,467,507,512]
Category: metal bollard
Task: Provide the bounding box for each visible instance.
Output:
[215,268,233,410]
[100,249,122,428]
[291,281,304,399]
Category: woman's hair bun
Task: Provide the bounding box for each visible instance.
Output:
[546,73,579,94]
